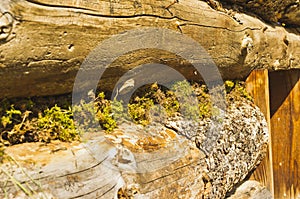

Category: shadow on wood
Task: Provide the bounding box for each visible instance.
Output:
[269,69,300,199]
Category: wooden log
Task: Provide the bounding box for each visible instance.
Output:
[0,128,207,199]
[0,100,269,198]
[0,0,300,98]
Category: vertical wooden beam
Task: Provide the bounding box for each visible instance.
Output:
[245,69,274,196]
[269,70,300,199]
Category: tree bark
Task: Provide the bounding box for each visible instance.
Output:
[0,0,299,98]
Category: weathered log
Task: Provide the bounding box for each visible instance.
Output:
[0,0,300,98]
[220,0,300,26]
[0,101,269,198]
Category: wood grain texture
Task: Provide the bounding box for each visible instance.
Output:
[269,69,300,199]
[0,128,207,199]
[246,69,274,197]
[0,0,300,98]
[0,105,270,198]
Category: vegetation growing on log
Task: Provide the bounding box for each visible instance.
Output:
[0,80,252,161]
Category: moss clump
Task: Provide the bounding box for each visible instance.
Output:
[171,80,199,120]
[127,82,180,125]
[128,96,154,125]
[1,105,22,128]
[127,80,214,123]
[226,80,253,101]
[72,100,99,132]
[94,92,118,132]
[190,83,211,119]
[73,92,126,132]
[37,105,78,142]
[1,104,79,146]
[0,80,253,149]
[225,80,235,93]
[126,81,213,124]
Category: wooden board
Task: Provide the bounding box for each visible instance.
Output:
[269,69,300,199]
[246,69,274,197]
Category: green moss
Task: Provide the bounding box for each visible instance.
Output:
[226,80,253,101]
[236,83,253,101]
[0,80,253,148]
[111,99,127,121]
[72,92,126,132]
[191,83,212,119]
[161,90,180,117]
[1,104,79,145]
[1,105,22,128]
[127,81,212,123]
[225,80,235,93]
[37,105,78,142]
[72,100,99,132]
[128,96,154,125]
[171,80,198,119]
[94,92,118,132]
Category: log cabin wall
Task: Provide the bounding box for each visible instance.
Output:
[246,69,300,199]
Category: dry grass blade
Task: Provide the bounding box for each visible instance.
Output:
[0,167,33,197]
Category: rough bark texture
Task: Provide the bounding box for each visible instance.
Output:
[0,101,269,198]
[0,0,299,98]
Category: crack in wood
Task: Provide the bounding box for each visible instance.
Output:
[1,154,110,189]
[24,0,100,13]
[69,177,119,199]
[179,23,262,33]
[19,0,260,33]
[140,162,194,185]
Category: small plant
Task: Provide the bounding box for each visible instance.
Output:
[0,79,254,149]
[37,105,78,142]
[111,99,127,121]
[128,96,154,125]
[235,82,253,101]
[1,105,22,128]
[72,100,99,132]
[172,80,200,120]
[226,80,253,101]
[225,80,235,93]
[72,92,126,132]
[160,90,180,117]
[192,84,212,119]
[94,92,118,132]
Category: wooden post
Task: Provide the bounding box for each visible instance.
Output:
[246,69,274,197]
[269,69,300,199]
